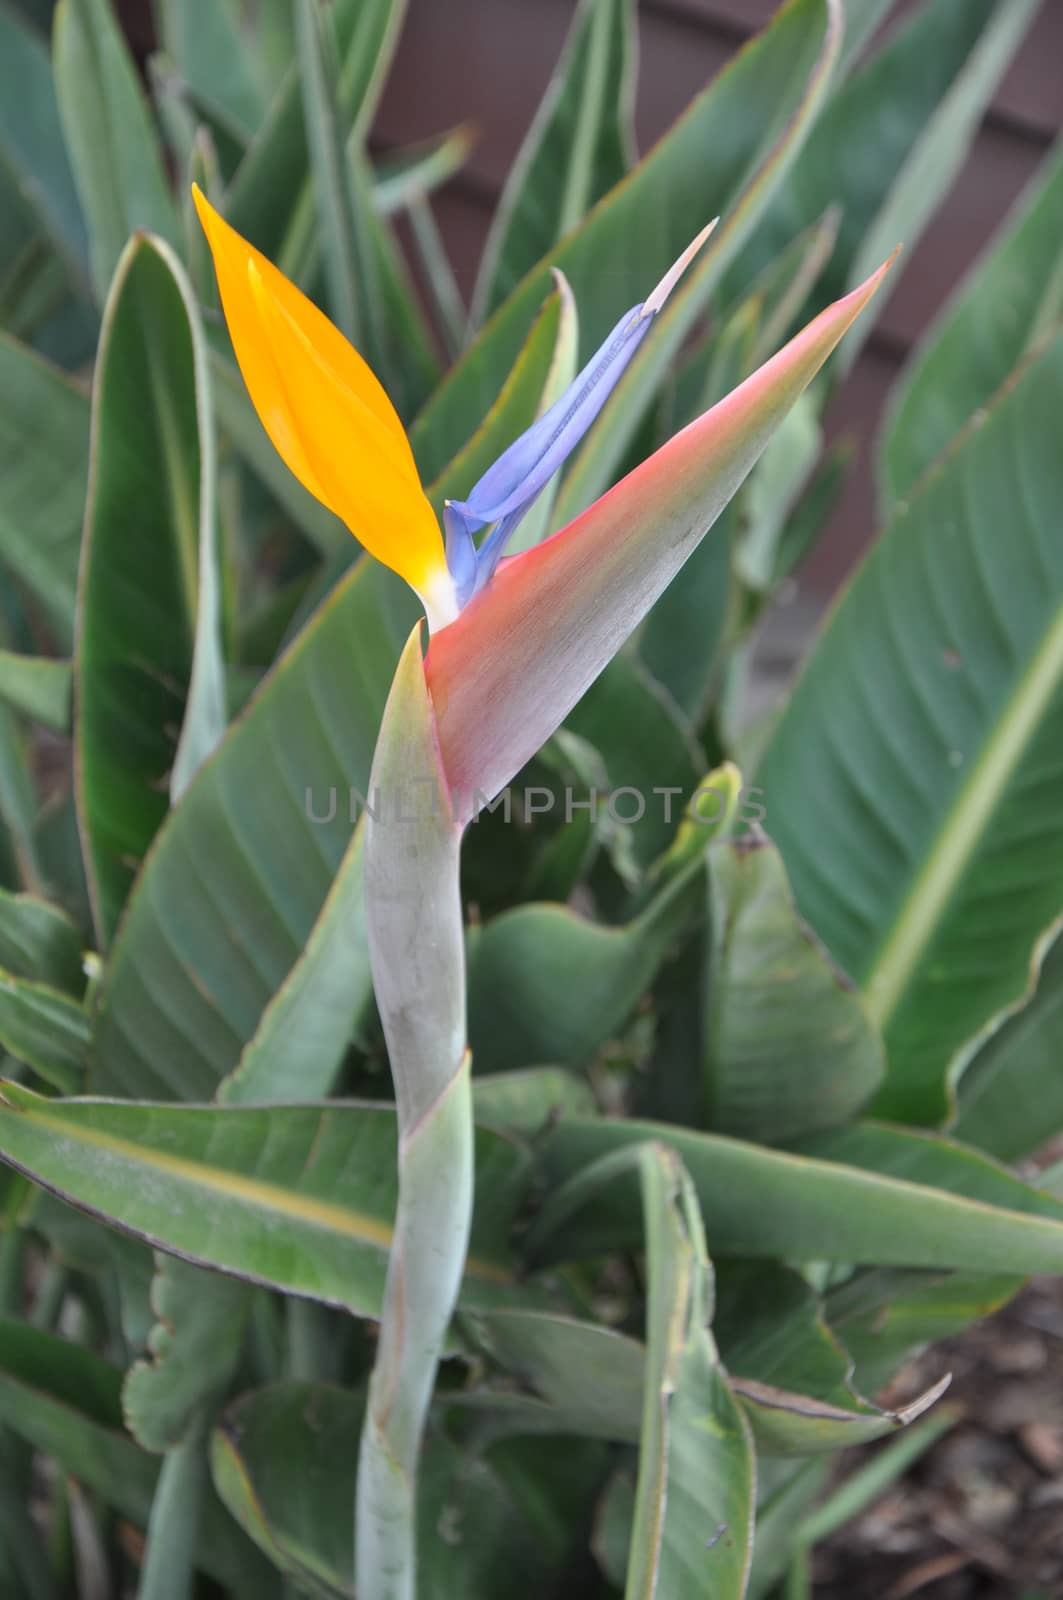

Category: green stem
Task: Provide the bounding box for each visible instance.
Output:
[784,1545,812,1600]
[356,1058,473,1597]
[356,628,472,1600]
[286,1298,338,1382]
[136,1416,207,1600]
[31,1262,67,1330]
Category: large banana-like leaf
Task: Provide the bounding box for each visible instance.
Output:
[75,233,223,945]
[0,1,88,287]
[215,822,368,1105]
[225,0,403,262]
[702,836,884,1142]
[154,0,269,142]
[0,889,83,992]
[123,1254,249,1453]
[840,0,1041,376]
[951,931,1063,1161]
[0,332,88,648]
[882,137,1063,507]
[0,651,70,734]
[295,0,384,368]
[0,970,87,1091]
[0,1084,531,1314]
[625,1145,754,1599]
[472,0,636,323]
[724,0,998,320]
[53,0,180,298]
[211,1381,588,1600]
[463,1286,945,1458]
[759,324,1063,1123]
[528,1115,1063,1276]
[467,839,704,1073]
[825,1264,1022,1397]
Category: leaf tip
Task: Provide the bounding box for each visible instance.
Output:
[641,217,720,317]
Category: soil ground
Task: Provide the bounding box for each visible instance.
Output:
[814,1278,1063,1599]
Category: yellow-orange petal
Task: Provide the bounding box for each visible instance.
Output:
[191,185,451,611]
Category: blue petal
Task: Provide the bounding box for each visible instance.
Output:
[443,501,479,602]
[458,304,649,524]
[447,220,718,604]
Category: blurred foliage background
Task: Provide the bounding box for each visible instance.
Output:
[0,0,1063,1596]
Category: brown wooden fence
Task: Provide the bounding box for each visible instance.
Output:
[374,0,1063,594]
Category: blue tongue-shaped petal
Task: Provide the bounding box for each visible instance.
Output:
[445,219,717,605]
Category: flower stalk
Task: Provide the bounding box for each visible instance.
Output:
[357,628,470,1600]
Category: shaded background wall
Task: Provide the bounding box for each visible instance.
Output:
[372,0,1063,598]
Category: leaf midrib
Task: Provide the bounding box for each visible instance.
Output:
[864,594,1063,1030]
[2,1101,511,1284]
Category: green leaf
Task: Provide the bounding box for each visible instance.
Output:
[211,1382,571,1600]
[713,1260,949,1455]
[0,1319,280,1598]
[471,1067,596,1135]
[411,0,844,485]
[772,431,853,582]
[472,0,636,323]
[746,1461,831,1600]
[724,0,1003,339]
[0,890,83,992]
[734,391,820,594]
[952,932,1063,1161]
[137,1421,212,1600]
[169,259,226,803]
[149,48,247,190]
[882,138,1063,508]
[841,0,1041,375]
[564,651,702,868]
[825,1265,1022,1397]
[155,0,266,143]
[0,331,88,649]
[0,970,87,1091]
[75,232,223,944]
[226,0,404,265]
[0,1083,531,1314]
[0,651,70,734]
[626,1144,753,1598]
[371,125,475,217]
[703,836,884,1141]
[123,1255,249,1452]
[636,294,753,720]
[0,0,89,284]
[758,324,1063,1123]
[467,846,703,1074]
[52,0,179,298]
[217,823,369,1106]
[27,1188,155,1349]
[528,1114,1063,1277]
[90,559,409,1100]
[296,0,383,366]
[0,709,38,894]
[462,1308,643,1442]
[465,1266,944,1460]
[791,1403,959,1554]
